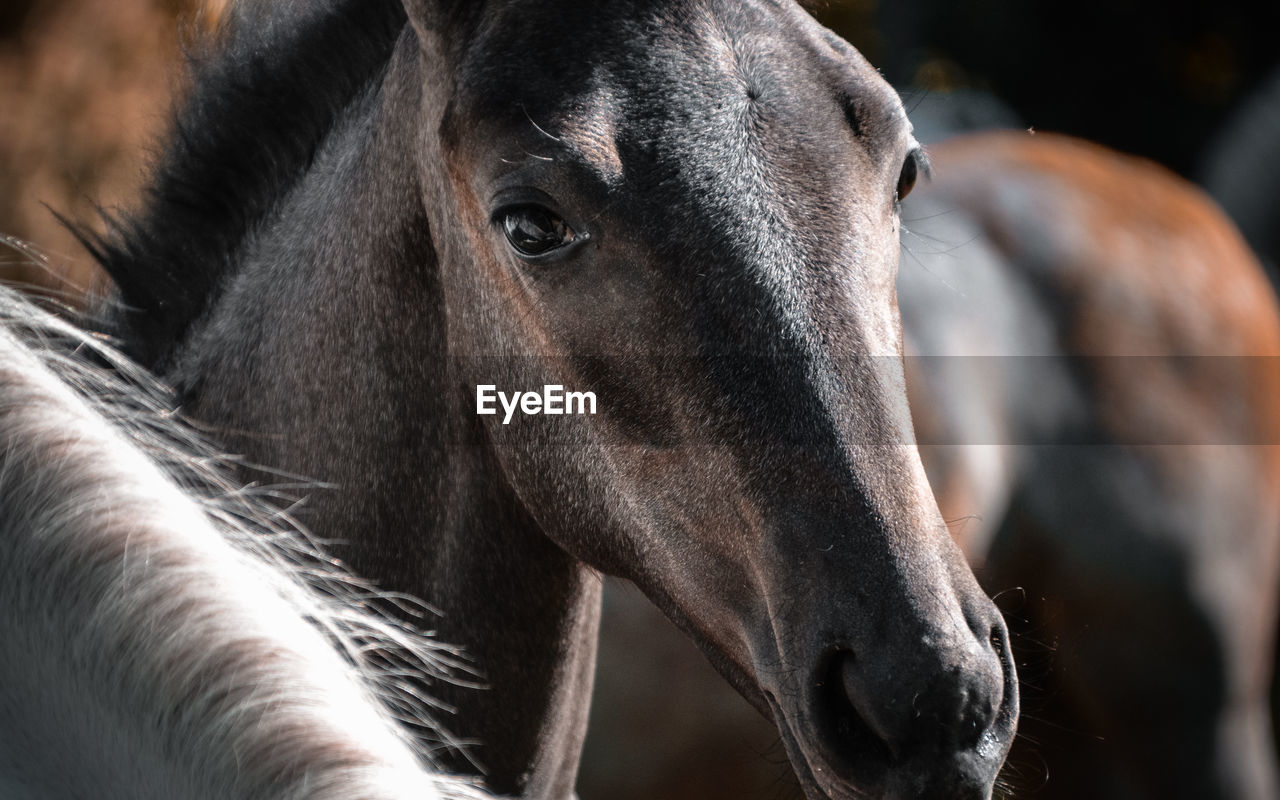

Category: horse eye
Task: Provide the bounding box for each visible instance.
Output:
[897,148,923,202]
[500,206,578,258]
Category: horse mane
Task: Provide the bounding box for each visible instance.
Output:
[0,284,485,798]
[80,0,407,368]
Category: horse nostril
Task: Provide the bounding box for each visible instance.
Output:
[831,629,1005,758]
[988,622,1007,665]
[814,632,1014,791]
[818,650,896,765]
[987,614,1018,724]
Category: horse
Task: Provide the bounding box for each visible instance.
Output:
[78,1,1020,798]
[1200,64,1280,276]
[0,282,489,799]
[901,130,1280,799]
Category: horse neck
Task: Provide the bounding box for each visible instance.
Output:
[167,31,600,799]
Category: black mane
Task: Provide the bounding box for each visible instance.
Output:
[82,0,407,367]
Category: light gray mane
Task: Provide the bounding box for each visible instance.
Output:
[0,283,487,799]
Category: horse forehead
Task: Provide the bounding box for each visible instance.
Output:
[459,0,840,115]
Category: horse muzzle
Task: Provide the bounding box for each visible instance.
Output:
[764,594,1018,800]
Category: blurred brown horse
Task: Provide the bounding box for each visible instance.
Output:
[903,131,1280,799]
[585,130,1280,800]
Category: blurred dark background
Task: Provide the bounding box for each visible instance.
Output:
[0,0,226,294]
[3,2,1278,799]
[828,0,1280,176]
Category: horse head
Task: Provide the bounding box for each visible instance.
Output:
[401,1,1017,796]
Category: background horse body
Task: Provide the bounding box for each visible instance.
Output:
[83,1,1019,799]
[901,130,1280,799]
[0,286,487,799]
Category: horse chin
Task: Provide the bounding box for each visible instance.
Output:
[764,674,1014,800]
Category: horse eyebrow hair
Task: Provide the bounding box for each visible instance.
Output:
[916,146,935,180]
[521,105,564,143]
[499,151,557,166]
[495,135,625,190]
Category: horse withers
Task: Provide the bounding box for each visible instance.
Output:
[85,1,1018,797]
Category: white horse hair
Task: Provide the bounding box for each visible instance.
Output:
[0,283,488,799]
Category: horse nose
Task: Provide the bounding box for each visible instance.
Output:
[836,642,1000,753]
[823,607,1013,783]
